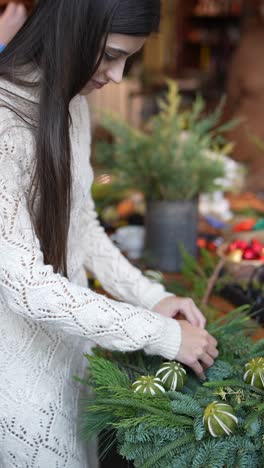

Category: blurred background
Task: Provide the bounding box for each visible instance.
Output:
[86,0,264,265]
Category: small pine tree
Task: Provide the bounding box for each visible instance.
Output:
[95,81,237,201]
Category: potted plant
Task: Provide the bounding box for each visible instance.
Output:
[95,80,235,271]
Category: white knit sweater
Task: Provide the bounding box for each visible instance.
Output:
[0,79,181,468]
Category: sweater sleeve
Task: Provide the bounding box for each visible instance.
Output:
[80,98,173,310]
[80,197,173,310]
[0,122,181,360]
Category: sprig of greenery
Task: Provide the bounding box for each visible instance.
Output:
[95,80,236,201]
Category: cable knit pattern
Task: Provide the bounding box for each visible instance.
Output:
[0,80,181,467]
[80,198,175,310]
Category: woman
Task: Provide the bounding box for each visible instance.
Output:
[0,1,218,466]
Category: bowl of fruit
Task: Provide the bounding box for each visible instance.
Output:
[217,237,264,279]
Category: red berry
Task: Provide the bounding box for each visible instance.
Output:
[251,238,263,255]
[243,248,259,260]
[235,240,248,250]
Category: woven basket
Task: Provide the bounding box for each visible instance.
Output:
[217,243,263,281]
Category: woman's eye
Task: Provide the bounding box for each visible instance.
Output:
[104,52,117,62]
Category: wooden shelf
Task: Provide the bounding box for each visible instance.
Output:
[184,39,237,48]
[186,39,238,46]
[166,1,244,100]
[190,14,241,21]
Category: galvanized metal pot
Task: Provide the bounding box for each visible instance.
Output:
[145,199,198,272]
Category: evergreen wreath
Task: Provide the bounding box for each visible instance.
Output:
[79,305,264,467]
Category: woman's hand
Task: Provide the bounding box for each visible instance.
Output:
[153,296,218,378]
[153,295,206,328]
[176,320,219,380]
[0,3,27,46]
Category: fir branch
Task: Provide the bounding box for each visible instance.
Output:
[80,406,119,439]
[169,391,203,418]
[193,417,206,441]
[251,339,264,355]
[205,360,234,381]
[191,438,230,468]
[207,305,251,335]
[113,414,191,431]
[204,380,264,397]
[139,434,196,468]
[85,354,131,390]
[237,398,262,409]
[245,416,262,436]
[170,447,197,468]
[102,397,193,427]
[245,403,264,428]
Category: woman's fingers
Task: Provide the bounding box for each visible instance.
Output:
[208,334,218,347]
[178,298,207,328]
[152,296,207,329]
[179,306,199,327]
[190,361,206,380]
[190,301,207,328]
[176,321,219,379]
[199,353,215,370]
[208,342,219,359]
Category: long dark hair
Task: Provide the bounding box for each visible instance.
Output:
[0,0,160,276]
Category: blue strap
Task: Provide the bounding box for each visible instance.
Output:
[0,44,5,53]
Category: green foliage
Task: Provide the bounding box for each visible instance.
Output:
[80,304,264,467]
[79,251,264,466]
[165,246,261,331]
[164,245,219,322]
[191,439,230,468]
[95,80,234,201]
[86,353,131,390]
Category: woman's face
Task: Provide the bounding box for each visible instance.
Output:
[83,33,147,94]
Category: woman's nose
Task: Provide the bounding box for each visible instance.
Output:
[106,61,126,84]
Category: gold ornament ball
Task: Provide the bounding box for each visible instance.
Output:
[244,357,264,389]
